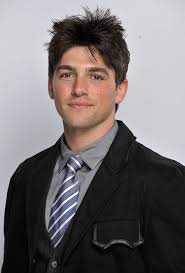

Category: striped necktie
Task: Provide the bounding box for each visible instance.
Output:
[48,155,84,248]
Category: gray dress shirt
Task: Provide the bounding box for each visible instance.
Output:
[45,121,119,228]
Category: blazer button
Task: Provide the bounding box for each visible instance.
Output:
[51,260,58,269]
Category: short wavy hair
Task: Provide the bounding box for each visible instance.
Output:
[46,7,130,86]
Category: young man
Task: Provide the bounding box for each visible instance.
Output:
[2,7,185,273]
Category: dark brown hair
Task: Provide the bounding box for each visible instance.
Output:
[46,7,130,86]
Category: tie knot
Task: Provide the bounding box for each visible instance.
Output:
[67,155,84,174]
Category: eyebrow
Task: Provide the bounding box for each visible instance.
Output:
[56,65,75,73]
[56,65,109,76]
[87,67,109,76]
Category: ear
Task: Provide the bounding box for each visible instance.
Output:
[48,78,54,99]
[115,79,128,104]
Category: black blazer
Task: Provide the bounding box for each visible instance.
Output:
[2,121,185,273]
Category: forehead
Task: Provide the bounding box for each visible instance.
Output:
[59,46,108,68]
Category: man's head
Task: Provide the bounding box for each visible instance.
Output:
[47,8,129,132]
[47,7,130,87]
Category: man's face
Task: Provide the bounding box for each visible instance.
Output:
[49,46,128,131]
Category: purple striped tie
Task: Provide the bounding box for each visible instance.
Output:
[48,155,84,248]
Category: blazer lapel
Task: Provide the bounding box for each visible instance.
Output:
[26,140,60,260]
[61,121,136,265]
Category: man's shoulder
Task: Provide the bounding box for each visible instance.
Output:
[134,141,184,167]
[16,139,60,174]
[130,140,185,187]
[115,120,185,179]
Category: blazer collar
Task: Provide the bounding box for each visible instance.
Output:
[26,140,61,262]
[104,120,136,173]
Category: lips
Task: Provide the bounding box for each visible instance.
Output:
[68,101,93,107]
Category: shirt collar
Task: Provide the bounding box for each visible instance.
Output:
[59,121,119,171]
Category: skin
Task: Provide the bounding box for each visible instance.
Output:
[48,46,128,152]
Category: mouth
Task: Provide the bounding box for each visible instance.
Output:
[68,102,93,108]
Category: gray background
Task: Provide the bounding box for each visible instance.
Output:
[0,0,185,266]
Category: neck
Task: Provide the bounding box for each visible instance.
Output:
[63,120,115,153]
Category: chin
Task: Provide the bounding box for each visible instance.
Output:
[61,111,114,131]
[62,113,92,128]
[63,117,95,129]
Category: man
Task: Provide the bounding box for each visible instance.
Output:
[2,7,185,273]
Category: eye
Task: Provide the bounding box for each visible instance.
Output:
[59,72,74,79]
[90,74,104,80]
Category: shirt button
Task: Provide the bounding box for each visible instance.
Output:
[51,260,58,269]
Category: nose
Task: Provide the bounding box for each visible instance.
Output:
[71,75,88,97]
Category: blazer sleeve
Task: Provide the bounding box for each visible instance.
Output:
[143,163,185,273]
[1,163,29,273]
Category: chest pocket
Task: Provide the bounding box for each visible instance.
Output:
[92,219,144,250]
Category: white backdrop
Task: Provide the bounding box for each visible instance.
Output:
[0,0,185,266]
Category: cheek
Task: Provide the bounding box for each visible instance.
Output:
[54,82,71,98]
[93,85,116,104]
